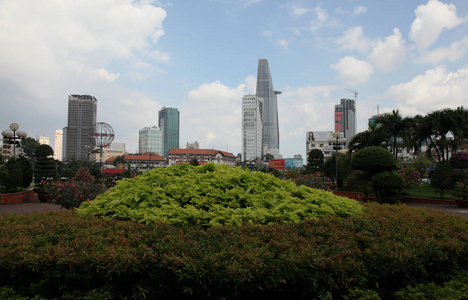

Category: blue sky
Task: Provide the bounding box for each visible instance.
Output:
[1,0,468,160]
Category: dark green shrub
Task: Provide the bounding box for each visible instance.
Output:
[351,146,397,178]
[372,172,405,203]
[1,204,468,299]
[431,161,457,198]
[0,158,23,193]
[17,156,33,188]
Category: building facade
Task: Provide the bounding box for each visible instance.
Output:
[167,149,237,167]
[256,58,280,155]
[36,135,50,145]
[242,95,263,161]
[64,95,97,161]
[334,98,356,141]
[106,152,165,171]
[159,107,180,158]
[139,126,163,155]
[53,129,63,161]
[93,142,126,162]
[306,131,344,159]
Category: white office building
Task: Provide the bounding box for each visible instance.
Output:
[36,135,50,145]
[139,126,163,156]
[53,129,63,161]
[242,95,263,161]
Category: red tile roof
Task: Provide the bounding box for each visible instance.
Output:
[106,152,165,162]
[168,148,236,158]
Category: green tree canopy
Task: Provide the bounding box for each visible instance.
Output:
[307,149,324,173]
[351,146,397,178]
[35,144,54,158]
[20,137,41,159]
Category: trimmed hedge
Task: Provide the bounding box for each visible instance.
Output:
[1,203,468,299]
[77,163,362,226]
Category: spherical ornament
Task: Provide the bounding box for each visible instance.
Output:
[89,122,114,148]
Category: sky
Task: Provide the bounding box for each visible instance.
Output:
[1,0,468,160]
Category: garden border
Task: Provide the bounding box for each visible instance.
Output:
[0,189,39,205]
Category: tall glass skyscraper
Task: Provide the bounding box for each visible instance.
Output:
[64,95,97,161]
[242,95,263,161]
[256,58,280,154]
[158,107,180,158]
[139,126,163,155]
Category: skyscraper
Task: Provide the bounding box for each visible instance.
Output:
[256,58,280,154]
[64,95,97,161]
[159,107,179,158]
[334,98,356,141]
[53,129,63,161]
[139,126,163,155]
[242,95,263,161]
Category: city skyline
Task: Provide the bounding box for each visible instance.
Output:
[1,0,468,159]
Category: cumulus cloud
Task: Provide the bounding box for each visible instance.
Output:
[415,36,468,64]
[387,66,468,116]
[330,56,374,86]
[409,0,466,50]
[278,39,290,50]
[336,26,372,53]
[180,81,245,153]
[0,0,167,152]
[353,6,367,15]
[370,28,407,72]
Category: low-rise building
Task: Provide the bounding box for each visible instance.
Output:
[106,152,165,171]
[168,149,237,167]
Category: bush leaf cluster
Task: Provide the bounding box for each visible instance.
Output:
[1,204,468,299]
[77,163,362,226]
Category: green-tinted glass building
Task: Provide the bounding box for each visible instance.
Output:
[158,107,179,158]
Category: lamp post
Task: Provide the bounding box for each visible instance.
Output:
[327,132,347,191]
[1,123,27,159]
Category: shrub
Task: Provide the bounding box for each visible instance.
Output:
[46,180,106,209]
[77,163,362,226]
[351,146,397,178]
[372,172,405,203]
[289,172,332,191]
[1,204,468,299]
[397,167,421,192]
[431,161,457,198]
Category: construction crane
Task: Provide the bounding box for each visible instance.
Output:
[345,88,358,102]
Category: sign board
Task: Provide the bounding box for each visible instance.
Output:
[269,159,285,170]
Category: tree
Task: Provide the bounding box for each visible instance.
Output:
[3,158,23,193]
[431,161,456,198]
[323,152,351,188]
[17,156,33,188]
[190,157,200,166]
[263,153,275,162]
[20,137,41,160]
[307,149,324,173]
[351,146,400,202]
[34,145,57,183]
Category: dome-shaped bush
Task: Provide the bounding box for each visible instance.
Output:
[77,163,362,226]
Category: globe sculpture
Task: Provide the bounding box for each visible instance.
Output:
[89,122,115,169]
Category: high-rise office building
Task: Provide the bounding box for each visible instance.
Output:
[64,94,97,161]
[53,129,63,161]
[242,95,263,161]
[334,98,356,141]
[256,58,281,154]
[139,126,163,155]
[158,107,179,158]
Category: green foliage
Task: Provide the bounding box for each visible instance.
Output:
[323,152,351,187]
[20,137,41,160]
[351,146,397,177]
[46,180,106,210]
[431,161,457,198]
[35,144,54,158]
[394,271,468,300]
[1,204,468,299]
[17,156,33,188]
[34,157,57,183]
[189,157,200,166]
[77,163,362,226]
[397,167,421,192]
[1,158,23,193]
[372,172,405,204]
[61,168,75,179]
[289,172,332,191]
[307,149,324,173]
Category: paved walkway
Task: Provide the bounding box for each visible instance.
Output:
[1,201,468,217]
[0,201,65,215]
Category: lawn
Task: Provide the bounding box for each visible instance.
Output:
[405,184,462,200]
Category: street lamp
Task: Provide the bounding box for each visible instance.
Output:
[1,123,27,159]
[327,132,347,191]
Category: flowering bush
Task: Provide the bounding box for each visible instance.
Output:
[45,180,106,210]
[450,152,468,170]
[75,167,95,182]
[397,167,421,192]
[289,172,332,191]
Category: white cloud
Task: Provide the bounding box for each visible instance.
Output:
[278,39,290,50]
[387,65,468,116]
[181,81,245,153]
[409,0,466,50]
[353,6,367,16]
[415,36,468,64]
[94,68,120,82]
[241,0,262,7]
[244,75,257,94]
[370,28,407,72]
[336,26,372,53]
[262,30,272,38]
[330,56,374,86]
